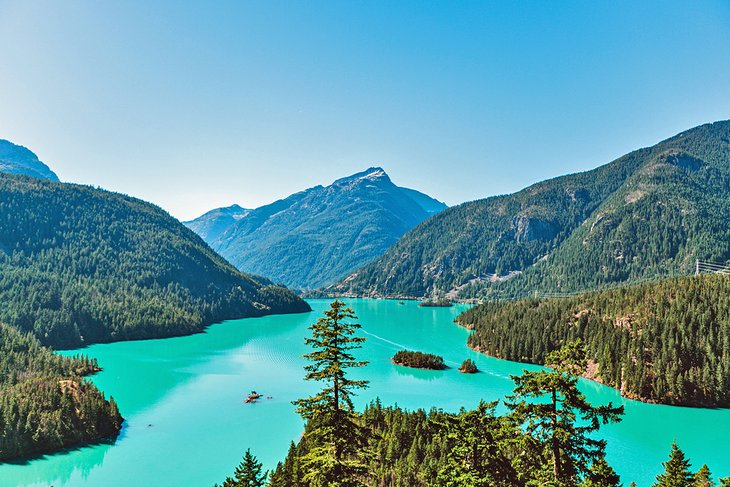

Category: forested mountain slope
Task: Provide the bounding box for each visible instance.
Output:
[457,273,730,407]
[331,120,730,298]
[0,173,309,349]
[0,324,122,461]
[193,167,447,289]
[0,139,59,181]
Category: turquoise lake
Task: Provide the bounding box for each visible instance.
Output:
[1,298,728,486]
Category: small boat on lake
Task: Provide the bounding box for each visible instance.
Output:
[244,391,263,403]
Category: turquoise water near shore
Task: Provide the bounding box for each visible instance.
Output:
[1,298,728,486]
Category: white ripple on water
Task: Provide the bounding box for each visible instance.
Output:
[360,329,412,350]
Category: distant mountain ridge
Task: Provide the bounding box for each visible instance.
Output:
[186,167,447,289]
[330,120,730,298]
[0,139,59,181]
[184,204,250,242]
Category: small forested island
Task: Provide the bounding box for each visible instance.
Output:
[0,324,123,461]
[418,298,453,307]
[458,273,730,407]
[392,350,446,370]
[459,358,478,373]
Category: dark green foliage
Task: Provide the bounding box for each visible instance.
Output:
[419,299,453,308]
[215,449,267,487]
[333,120,730,299]
[694,465,713,487]
[459,358,478,374]
[459,274,730,406]
[653,442,694,487]
[199,167,446,290]
[0,173,309,348]
[292,300,370,486]
[580,456,621,487]
[271,400,534,487]
[392,350,446,370]
[506,341,623,484]
[0,324,122,461]
[433,401,522,486]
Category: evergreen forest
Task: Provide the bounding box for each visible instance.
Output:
[0,324,122,461]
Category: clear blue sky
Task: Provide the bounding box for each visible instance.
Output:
[1,1,729,220]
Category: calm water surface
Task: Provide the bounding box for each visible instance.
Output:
[1,299,728,486]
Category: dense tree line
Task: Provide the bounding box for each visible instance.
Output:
[458,274,730,406]
[331,121,730,301]
[392,350,446,370]
[0,173,309,348]
[219,302,729,486]
[0,324,122,461]
[265,411,727,487]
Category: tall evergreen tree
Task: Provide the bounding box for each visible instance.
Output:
[581,455,622,487]
[216,449,266,487]
[292,300,369,487]
[653,442,694,487]
[693,464,714,487]
[434,401,519,486]
[506,340,624,485]
[268,442,301,487]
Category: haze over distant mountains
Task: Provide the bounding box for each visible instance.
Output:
[332,120,730,299]
[185,167,447,289]
[0,139,59,181]
[184,204,251,242]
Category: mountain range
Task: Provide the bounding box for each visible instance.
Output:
[184,204,250,242]
[0,139,59,181]
[330,120,730,298]
[185,167,447,289]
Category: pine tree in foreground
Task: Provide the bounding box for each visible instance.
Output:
[506,339,624,485]
[215,448,266,487]
[581,455,622,487]
[694,464,713,487]
[435,400,520,486]
[653,441,693,487]
[292,300,369,487]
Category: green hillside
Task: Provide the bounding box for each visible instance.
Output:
[458,274,730,407]
[0,324,122,461]
[331,121,730,299]
[201,167,447,289]
[0,173,310,349]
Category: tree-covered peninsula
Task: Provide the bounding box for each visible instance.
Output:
[0,324,122,461]
[458,273,730,407]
